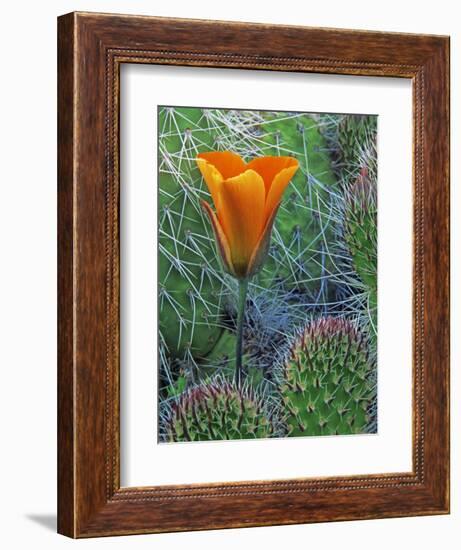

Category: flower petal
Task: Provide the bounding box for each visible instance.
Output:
[246,203,281,278]
[197,151,247,179]
[264,163,299,220]
[247,156,299,195]
[196,158,224,212]
[219,169,266,278]
[201,200,236,277]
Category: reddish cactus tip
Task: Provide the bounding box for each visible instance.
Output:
[295,317,361,346]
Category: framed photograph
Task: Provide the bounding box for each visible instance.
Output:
[57,12,450,537]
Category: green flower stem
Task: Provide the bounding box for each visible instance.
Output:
[235,278,249,387]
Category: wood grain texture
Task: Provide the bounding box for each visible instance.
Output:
[57,11,450,538]
[57,12,75,538]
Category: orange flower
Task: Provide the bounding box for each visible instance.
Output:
[196,151,299,279]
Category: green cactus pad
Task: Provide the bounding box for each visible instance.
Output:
[255,114,337,298]
[158,107,378,426]
[281,317,374,437]
[325,114,378,187]
[158,107,233,361]
[158,107,339,375]
[342,169,378,332]
[163,380,274,442]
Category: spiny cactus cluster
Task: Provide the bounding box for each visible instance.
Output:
[342,168,378,332]
[158,107,341,392]
[255,115,337,302]
[280,317,374,437]
[162,379,275,442]
[326,115,378,349]
[158,107,378,443]
[158,107,231,367]
[324,114,378,186]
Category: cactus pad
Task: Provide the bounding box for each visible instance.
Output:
[280,317,374,437]
[162,379,274,442]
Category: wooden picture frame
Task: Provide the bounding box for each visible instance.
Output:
[57,11,450,538]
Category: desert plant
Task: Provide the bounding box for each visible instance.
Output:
[254,113,338,304]
[279,317,375,437]
[321,114,378,343]
[158,107,231,367]
[321,114,378,187]
[158,107,378,433]
[161,378,276,442]
[158,108,342,390]
[342,167,378,335]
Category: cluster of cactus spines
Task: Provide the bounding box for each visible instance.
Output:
[158,106,378,440]
[161,378,275,442]
[329,152,378,350]
[323,114,378,187]
[158,108,276,374]
[318,113,378,336]
[158,107,347,389]
[343,168,377,327]
[254,113,338,303]
[279,317,374,437]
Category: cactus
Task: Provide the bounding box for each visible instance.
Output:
[322,114,378,187]
[321,113,378,342]
[198,327,237,379]
[161,378,275,442]
[158,107,378,436]
[254,114,338,304]
[279,317,374,437]
[158,108,342,388]
[158,107,232,367]
[342,168,377,335]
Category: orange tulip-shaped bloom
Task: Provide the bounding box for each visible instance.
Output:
[196,151,299,279]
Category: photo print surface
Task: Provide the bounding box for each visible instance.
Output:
[157,106,378,443]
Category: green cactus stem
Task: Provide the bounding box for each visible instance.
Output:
[343,167,377,336]
[323,114,378,188]
[235,278,249,387]
[255,113,338,301]
[280,317,374,437]
[163,379,274,442]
